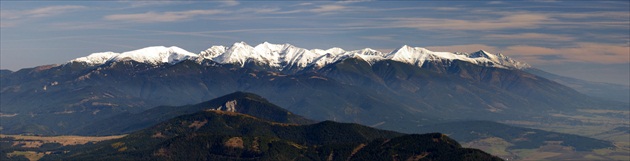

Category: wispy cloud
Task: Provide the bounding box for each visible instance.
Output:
[487,1,505,5]
[311,5,348,13]
[360,35,394,41]
[121,1,188,8]
[434,7,460,11]
[485,33,575,41]
[554,11,629,19]
[258,2,358,15]
[294,2,314,6]
[531,0,560,3]
[104,9,226,23]
[358,35,407,43]
[1,5,87,28]
[237,7,281,14]
[425,44,500,54]
[220,0,240,7]
[341,12,554,31]
[392,13,551,30]
[5,5,87,19]
[0,22,16,28]
[504,43,630,64]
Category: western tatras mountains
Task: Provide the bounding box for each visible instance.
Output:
[0,42,624,135]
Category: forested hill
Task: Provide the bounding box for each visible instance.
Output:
[42,110,502,161]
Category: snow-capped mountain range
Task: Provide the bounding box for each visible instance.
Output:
[70,42,530,71]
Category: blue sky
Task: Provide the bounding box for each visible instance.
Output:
[1,1,628,85]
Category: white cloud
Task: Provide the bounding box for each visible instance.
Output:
[104,9,225,23]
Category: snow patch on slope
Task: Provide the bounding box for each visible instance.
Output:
[112,46,197,65]
[70,52,120,65]
[71,46,197,66]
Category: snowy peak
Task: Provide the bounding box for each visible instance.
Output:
[112,46,197,65]
[387,45,426,58]
[326,47,346,55]
[386,45,470,67]
[68,42,531,71]
[199,45,226,59]
[213,42,258,66]
[355,48,382,56]
[470,50,497,60]
[383,46,530,69]
[255,41,287,52]
[70,46,197,66]
[71,52,120,65]
[469,50,531,69]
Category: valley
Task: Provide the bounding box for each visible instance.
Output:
[496,108,630,160]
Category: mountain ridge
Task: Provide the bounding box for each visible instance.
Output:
[1,51,624,135]
[40,107,503,161]
[75,91,314,135]
[68,42,530,73]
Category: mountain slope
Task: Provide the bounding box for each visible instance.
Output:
[0,69,12,77]
[76,92,314,135]
[317,58,619,119]
[41,110,502,161]
[1,60,437,135]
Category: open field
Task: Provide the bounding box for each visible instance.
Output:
[1,134,125,161]
[6,151,45,161]
[463,137,516,159]
[505,109,628,141]
[464,138,629,161]
[492,109,630,161]
[1,134,125,147]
